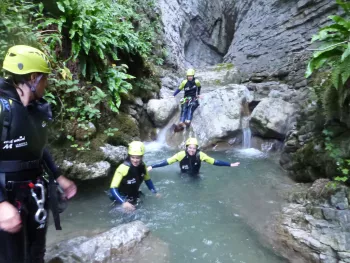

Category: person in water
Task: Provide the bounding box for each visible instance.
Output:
[173,68,201,131]
[147,138,240,174]
[110,141,159,212]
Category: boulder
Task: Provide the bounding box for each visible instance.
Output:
[166,84,253,148]
[61,160,110,180]
[147,98,178,127]
[274,179,350,263]
[251,98,297,139]
[45,221,150,263]
[100,144,128,166]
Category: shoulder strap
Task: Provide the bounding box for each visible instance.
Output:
[123,160,131,167]
[0,98,11,142]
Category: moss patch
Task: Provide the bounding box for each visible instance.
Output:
[214,63,234,72]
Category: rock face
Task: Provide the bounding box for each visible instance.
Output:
[166,84,252,148]
[100,144,128,166]
[251,98,297,139]
[147,98,178,127]
[274,179,350,263]
[61,160,110,180]
[158,0,235,68]
[224,0,338,86]
[45,221,150,263]
[160,0,338,87]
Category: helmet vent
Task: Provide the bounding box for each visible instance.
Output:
[9,53,16,57]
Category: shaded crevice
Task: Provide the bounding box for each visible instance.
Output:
[182,0,236,67]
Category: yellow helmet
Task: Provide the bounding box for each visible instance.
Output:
[185,137,198,146]
[186,68,195,76]
[2,45,51,75]
[128,141,145,156]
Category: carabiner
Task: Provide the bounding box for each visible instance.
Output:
[31,183,47,224]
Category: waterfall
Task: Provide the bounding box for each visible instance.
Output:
[243,126,252,148]
[241,96,252,149]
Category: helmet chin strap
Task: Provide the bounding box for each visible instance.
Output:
[26,74,43,100]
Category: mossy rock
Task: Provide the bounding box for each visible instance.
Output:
[214,63,234,72]
[103,113,140,147]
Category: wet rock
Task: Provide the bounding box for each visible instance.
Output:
[147,98,178,127]
[247,82,296,102]
[134,97,144,108]
[195,64,241,88]
[160,75,181,90]
[100,144,128,166]
[159,87,174,99]
[45,221,150,263]
[274,179,350,263]
[61,160,110,180]
[251,98,297,139]
[190,84,252,147]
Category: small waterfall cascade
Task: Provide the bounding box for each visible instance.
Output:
[241,97,252,149]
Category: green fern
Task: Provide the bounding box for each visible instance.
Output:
[322,85,340,120]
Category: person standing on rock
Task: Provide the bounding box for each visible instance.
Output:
[0,45,77,263]
[110,141,160,212]
[147,138,240,175]
[173,68,201,132]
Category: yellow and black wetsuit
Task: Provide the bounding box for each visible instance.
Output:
[173,78,202,123]
[110,160,157,204]
[149,150,231,174]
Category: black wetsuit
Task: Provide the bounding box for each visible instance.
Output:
[0,78,55,263]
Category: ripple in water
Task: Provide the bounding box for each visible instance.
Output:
[48,149,288,263]
[231,148,267,159]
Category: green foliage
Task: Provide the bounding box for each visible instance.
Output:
[0,1,40,59]
[0,0,164,150]
[306,0,350,124]
[104,128,118,137]
[323,129,350,182]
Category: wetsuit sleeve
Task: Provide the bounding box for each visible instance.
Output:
[195,79,201,95]
[43,148,61,179]
[150,159,169,168]
[145,180,157,193]
[110,164,128,203]
[110,188,125,204]
[213,160,231,166]
[150,151,186,168]
[167,151,186,164]
[174,80,187,96]
[200,152,231,166]
[199,152,215,164]
[143,165,157,193]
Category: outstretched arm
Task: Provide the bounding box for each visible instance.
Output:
[200,152,240,167]
[148,151,186,171]
[173,80,186,97]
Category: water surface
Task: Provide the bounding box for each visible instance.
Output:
[48,145,290,263]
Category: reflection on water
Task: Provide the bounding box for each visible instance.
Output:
[48,145,290,263]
